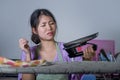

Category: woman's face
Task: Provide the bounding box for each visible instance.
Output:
[33,15,56,41]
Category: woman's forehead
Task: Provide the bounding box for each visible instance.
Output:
[39,15,54,23]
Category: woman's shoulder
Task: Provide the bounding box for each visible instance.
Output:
[57,42,64,47]
[57,41,83,61]
[56,42,70,60]
[30,45,37,51]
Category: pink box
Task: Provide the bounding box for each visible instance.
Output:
[88,39,115,61]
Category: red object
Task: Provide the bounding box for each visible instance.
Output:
[6,61,15,65]
[76,47,82,52]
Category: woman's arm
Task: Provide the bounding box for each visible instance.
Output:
[21,52,36,80]
[19,38,36,80]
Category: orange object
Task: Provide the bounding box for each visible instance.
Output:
[14,61,23,67]
[31,60,40,67]
[0,57,4,64]
[0,56,46,67]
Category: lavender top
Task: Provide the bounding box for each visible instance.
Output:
[18,42,83,80]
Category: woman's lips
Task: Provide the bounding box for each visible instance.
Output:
[47,32,54,36]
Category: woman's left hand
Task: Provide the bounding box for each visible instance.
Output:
[83,46,95,60]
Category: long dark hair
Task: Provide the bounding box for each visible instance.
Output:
[30,9,57,60]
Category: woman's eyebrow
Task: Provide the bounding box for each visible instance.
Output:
[41,22,46,24]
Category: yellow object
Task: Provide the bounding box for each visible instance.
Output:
[0,57,4,64]
[0,56,46,67]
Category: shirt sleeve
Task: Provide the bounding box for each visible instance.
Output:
[20,46,36,61]
[58,42,83,62]
[18,46,35,80]
[20,51,26,61]
[58,42,83,80]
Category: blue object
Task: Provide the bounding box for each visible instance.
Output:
[99,52,115,62]
[81,74,96,80]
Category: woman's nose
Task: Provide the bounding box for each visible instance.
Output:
[46,24,52,30]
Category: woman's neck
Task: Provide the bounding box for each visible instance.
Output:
[40,40,56,51]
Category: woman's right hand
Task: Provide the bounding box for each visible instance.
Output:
[19,38,30,54]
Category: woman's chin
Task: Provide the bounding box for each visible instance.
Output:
[46,38,54,41]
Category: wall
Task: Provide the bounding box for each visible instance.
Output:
[0,0,120,59]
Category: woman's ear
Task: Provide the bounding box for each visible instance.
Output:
[32,28,37,34]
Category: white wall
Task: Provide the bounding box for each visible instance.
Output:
[0,0,120,59]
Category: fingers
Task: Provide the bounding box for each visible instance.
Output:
[19,38,29,51]
[19,38,28,45]
[83,46,95,60]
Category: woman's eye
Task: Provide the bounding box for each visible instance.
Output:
[40,24,45,27]
[49,22,54,25]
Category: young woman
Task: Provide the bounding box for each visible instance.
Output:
[19,9,95,80]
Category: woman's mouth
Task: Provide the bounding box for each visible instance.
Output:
[47,32,54,36]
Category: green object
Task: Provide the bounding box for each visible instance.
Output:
[36,74,68,80]
[36,43,68,80]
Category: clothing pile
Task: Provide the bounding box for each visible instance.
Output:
[0,56,46,67]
